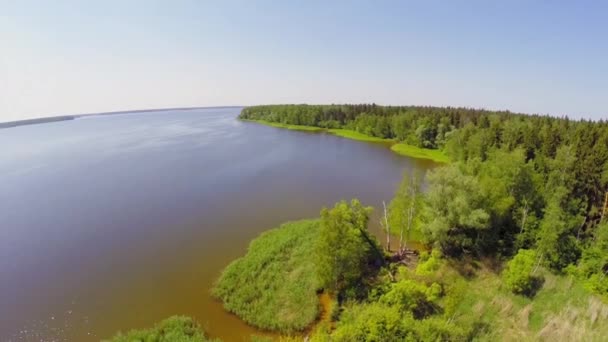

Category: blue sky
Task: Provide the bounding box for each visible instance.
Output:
[1,0,606,122]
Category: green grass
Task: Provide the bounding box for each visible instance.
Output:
[104,316,219,342]
[326,129,393,143]
[242,119,449,163]
[306,253,608,341]
[242,119,324,132]
[212,220,322,333]
[441,260,608,341]
[390,143,449,163]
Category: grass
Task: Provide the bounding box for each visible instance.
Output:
[212,220,322,333]
[242,119,324,132]
[326,128,393,143]
[390,143,449,163]
[306,252,608,341]
[243,119,449,163]
[441,259,608,341]
[104,316,219,342]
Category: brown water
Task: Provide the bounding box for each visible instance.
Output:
[0,107,438,341]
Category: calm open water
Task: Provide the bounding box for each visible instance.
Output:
[0,107,438,341]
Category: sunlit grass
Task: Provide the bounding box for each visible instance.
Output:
[326,128,393,143]
[242,119,324,132]
[444,260,608,341]
[390,143,449,163]
[212,220,321,333]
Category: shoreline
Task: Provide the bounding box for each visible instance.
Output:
[242,119,449,163]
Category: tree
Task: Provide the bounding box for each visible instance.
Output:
[536,187,581,270]
[477,148,542,252]
[315,199,378,293]
[576,222,608,297]
[422,165,490,255]
[389,171,423,254]
[381,201,391,252]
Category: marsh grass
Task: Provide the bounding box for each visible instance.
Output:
[212,220,321,333]
[104,316,218,342]
[326,128,394,143]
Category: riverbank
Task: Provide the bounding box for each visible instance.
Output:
[241,119,324,132]
[242,119,449,163]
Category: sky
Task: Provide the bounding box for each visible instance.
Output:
[1,0,607,122]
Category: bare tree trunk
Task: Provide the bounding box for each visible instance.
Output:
[383,201,390,252]
[404,180,417,255]
[520,199,528,234]
[404,207,413,255]
[577,216,587,241]
[399,211,405,256]
[601,192,608,223]
[533,253,543,275]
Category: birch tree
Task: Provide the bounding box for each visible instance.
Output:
[389,171,423,255]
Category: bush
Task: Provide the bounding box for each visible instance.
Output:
[415,249,443,276]
[314,302,470,342]
[503,249,543,296]
[380,279,440,318]
[105,316,217,342]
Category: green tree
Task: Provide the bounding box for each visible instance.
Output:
[315,199,378,293]
[422,165,490,254]
[388,171,424,254]
[536,187,581,270]
[576,222,608,297]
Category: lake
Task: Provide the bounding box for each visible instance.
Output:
[0,107,438,341]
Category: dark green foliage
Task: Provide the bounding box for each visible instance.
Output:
[105,316,217,342]
[212,220,321,333]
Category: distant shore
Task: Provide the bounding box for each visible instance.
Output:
[0,106,244,129]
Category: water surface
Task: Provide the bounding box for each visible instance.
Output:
[0,108,437,341]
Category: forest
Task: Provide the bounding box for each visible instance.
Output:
[108,104,608,341]
[240,104,608,235]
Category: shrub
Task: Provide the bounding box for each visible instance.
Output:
[503,249,543,296]
[416,249,443,276]
[105,316,217,342]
